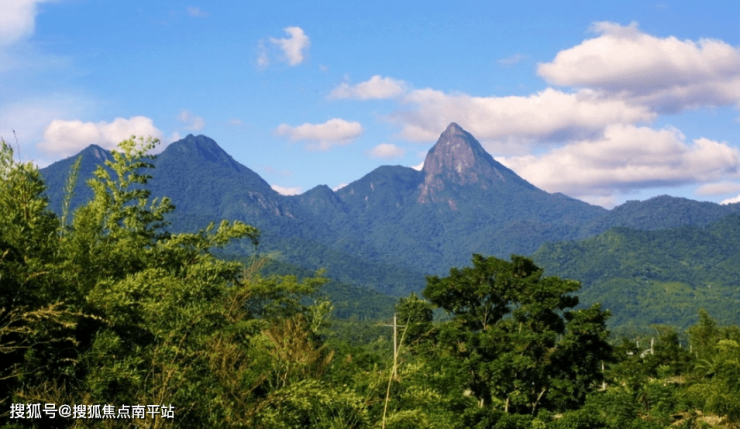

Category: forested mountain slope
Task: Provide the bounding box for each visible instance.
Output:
[534,214,740,328]
[39,124,740,302]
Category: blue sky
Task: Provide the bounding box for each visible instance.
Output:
[2,0,740,208]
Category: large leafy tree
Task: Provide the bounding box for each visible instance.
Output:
[423,254,612,416]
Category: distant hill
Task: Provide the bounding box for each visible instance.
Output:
[576,195,740,238]
[534,214,740,329]
[40,125,604,295]
[39,124,740,313]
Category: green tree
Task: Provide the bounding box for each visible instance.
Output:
[685,312,740,427]
[688,309,720,360]
[395,293,434,349]
[0,138,90,414]
[423,254,612,416]
[1,136,369,428]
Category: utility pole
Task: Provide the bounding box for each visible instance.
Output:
[381,313,406,379]
[381,313,407,429]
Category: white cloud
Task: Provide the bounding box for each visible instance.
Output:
[167,131,182,143]
[498,124,740,200]
[498,53,529,66]
[186,6,208,17]
[579,195,619,209]
[0,0,52,47]
[271,184,302,196]
[275,118,364,151]
[720,194,740,205]
[0,94,90,146]
[695,181,740,196]
[367,143,405,160]
[411,161,424,171]
[333,183,347,191]
[393,87,654,150]
[537,21,740,112]
[37,116,164,158]
[256,39,269,68]
[178,110,205,131]
[329,75,408,100]
[227,118,243,126]
[270,27,310,66]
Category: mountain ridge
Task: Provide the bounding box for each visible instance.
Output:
[534,214,740,328]
[38,124,740,299]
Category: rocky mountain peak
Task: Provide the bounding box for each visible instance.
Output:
[81,144,113,162]
[422,123,489,180]
[419,123,527,202]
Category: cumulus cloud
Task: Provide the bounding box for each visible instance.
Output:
[271,184,302,196]
[0,0,52,47]
[178,110,205,131]
[498,124,740,200]
[537,21,740,112]
[37,116,164,158]
[186,6,208,17]
[393,87,654,150]
[721,194,740,205]
[275,118,364,151]
[411,161,424,171]
[0,94,92,149]
[270,27,310,66]
[329,75,408,100]
[367,143,405,159]
[695,181,740,196]
[498,53,529,66]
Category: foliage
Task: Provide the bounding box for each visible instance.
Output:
[1,137,354,427]
[4,134,740,428]
[421,254,612,417]
[534,218,740,329]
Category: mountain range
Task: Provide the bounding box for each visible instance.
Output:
[39,123,740,327]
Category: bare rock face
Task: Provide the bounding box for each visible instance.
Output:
[88,145,112,161]
[419,123,524,203]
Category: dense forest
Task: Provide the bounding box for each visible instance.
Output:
[2,137,740,428]
[533,218,740,330]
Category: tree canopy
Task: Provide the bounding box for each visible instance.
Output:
[423,254,612,416]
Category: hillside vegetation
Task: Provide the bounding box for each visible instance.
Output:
[3,137,740,428]
[534,216,740,329]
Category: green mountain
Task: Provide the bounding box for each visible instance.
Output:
[40,124,605,294]
[40,144,114,213]
[330,123,606,275]
[533,215,740,329]
[39,124,740,313]
[577,195,740,238]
